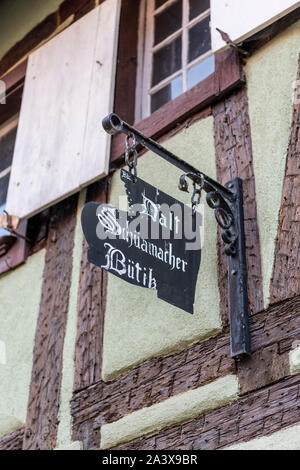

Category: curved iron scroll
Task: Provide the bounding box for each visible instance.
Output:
[102,113,251,358]
[178,172,237,257]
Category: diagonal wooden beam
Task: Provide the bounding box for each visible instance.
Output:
[270,56,300,304]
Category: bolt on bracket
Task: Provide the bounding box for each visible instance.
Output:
[102,113,251,358]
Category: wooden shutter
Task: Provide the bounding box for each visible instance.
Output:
[211,0,300,52]
[6,0,121,219]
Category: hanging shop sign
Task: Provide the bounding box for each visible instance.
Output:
[82,169,202,314]
[81,113,251,358]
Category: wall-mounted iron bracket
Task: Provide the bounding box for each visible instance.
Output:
[102,113,251,358]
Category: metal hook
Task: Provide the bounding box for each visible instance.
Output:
[125,133,138,183]
[178,172,205,214]
[191,174,204,214]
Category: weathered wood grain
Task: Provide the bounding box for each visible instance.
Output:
[113,0,139,126]
[71,295,300,449]
[120,374,300,450]
[73,179,110,392]
[72,331,234,429]
[0,428,24,450]
[270,57,300,304]
[23,195,78,450]
[213,88,263,325]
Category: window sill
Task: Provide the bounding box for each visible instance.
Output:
[110,48,244,165]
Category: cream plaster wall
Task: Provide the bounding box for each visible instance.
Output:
[102,116,222,382]
[101,375,239,449]
[225,423,300,450]
[55,441,83,450]
[0,249,45,437]
[290,345,300,375]
[245,20,300,308]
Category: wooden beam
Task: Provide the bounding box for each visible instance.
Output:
[72,294,300,448]
[113,0,139,126]
[270,55,300,304]
[23,195,78,450]
[110,48,245,165]
[120,374,300,450]
[73,179,109,392]
[1,60,27,93]
[213,88,264,325]
[0,428,24,450]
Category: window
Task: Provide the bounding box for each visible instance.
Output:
[139,0,214,118]
[0,115,18,239]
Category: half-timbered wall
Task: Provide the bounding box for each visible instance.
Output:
[0,1,299,451]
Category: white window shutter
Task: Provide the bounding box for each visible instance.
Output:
[6,0,121,219]
[211,0,300,52]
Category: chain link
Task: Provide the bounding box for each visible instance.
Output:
[125,133,138,182]
[191,174,204,214]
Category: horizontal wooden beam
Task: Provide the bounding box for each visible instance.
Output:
[0,427,24,450]
[72,295,300,431]
[1,60,27,93]
[110,48,245,165]
[0,61,27,127]
[121,373,300,450]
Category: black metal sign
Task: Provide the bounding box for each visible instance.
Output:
[81,169,202,314]
[81,113,251,358]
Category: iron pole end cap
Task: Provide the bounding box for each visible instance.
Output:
[102,113,123,135]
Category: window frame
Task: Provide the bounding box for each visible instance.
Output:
[0,114,19,224]
[138,0,213,119]
[0,62,28,275]
[112,45,244,164]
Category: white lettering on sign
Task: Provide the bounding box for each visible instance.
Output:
[97,206,122,236]
[141,191,182,235]
[82,168,202,314]
[101,242,157,288]
[96,205,188,272]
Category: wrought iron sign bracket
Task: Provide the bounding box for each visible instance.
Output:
[102,113,251,358]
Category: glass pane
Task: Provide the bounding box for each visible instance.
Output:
[189,0,210,20]
[187,55,215,89]
[0,125,17,173]
[152,36,182,86]
[151,75,183,113]
[154,0,182,45]
[0,172,10,207]
[155,0,168,8]
[188,16,211,62]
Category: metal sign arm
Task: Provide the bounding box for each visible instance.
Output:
[103,114,235,201]
[102,113,251,358]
